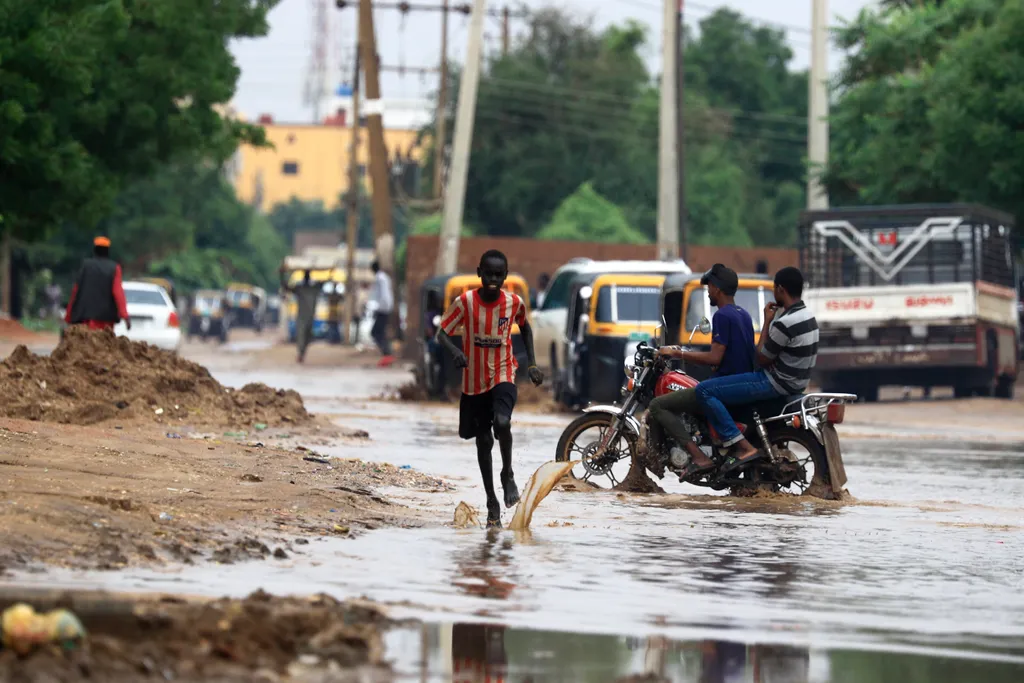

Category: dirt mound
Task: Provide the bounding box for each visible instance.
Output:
[0,590,389,682]
[0,326,310,427]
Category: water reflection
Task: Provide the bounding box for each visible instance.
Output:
[392,622,1024,683]
[452,529,518,601]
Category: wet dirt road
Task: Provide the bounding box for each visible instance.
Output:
[10,337,1024,679]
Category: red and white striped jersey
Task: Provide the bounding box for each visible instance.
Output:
[440,289,527,395]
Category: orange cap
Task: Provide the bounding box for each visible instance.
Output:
[93,236,111,247]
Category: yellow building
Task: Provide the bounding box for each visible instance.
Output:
[233,119,424,211]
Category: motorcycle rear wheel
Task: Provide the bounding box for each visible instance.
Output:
[747,424,834,499]
[555,412,638,489]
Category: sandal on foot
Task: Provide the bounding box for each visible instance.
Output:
[720,451,765,476]
[679,460,717,479]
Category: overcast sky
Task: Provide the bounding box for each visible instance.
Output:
[230,0,879,123]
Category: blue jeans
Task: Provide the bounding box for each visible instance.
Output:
[695,371,783,447]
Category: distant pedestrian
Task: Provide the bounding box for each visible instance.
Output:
[535,272,551,309]
[755,259,769,275]
[65,236,130,332]
[369,261,394,357]
[281,267,321,363]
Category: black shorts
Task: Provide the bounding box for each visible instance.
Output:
[459,383,518,440]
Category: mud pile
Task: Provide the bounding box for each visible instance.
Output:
[0,326,309,427]
[0,590,389,682]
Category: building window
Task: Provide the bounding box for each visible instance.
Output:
[282,161,299,175]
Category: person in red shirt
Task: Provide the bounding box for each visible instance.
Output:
[437,250,544,528]
[64,236,131,331]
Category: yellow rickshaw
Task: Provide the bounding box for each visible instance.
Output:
[423,273,532,393]
[283,268,346,345]
[659,272,773,381]
[188,289,230,343]
[560,273,667,408]
[225,283,268,332]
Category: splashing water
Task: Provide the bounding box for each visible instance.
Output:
[507,460,578,530]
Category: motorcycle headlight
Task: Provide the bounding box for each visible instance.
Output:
[624,359,634,377]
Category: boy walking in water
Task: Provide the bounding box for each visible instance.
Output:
[437,250,544,528]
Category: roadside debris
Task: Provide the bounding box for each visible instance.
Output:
[1,604,86,655]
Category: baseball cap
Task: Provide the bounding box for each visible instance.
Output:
[700,263,739,296]
[93,236,111,247]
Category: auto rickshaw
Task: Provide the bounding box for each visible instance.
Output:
[283,269,347,345]
[225,283,268,333]
[659,272,773,381]
[417,273,532,397]
[559,272,667,408]
[188,289,230,343]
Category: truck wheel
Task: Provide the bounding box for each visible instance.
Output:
[953,384,972,399]
[995,375,1015,400]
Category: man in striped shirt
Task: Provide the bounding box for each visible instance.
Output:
[437,250,545,528]
[694,267,819,474]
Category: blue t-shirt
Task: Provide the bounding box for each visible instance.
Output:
[711,304,756,377]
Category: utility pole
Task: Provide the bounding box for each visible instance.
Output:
[501,5,510,56]
[0,226,10,317]
[807,0,829,210]
[435,0,487,276]
[358,0,395,275]
[656,0,680,261]
[434,0,449,200]
[676,0,687,263]
[342,29,362,345]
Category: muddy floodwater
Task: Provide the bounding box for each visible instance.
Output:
[9,343,1024,680]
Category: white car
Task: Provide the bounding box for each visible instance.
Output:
[114,281,182,351]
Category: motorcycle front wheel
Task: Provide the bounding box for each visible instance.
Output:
[555,412,638,489]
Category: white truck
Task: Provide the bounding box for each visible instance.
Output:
[530,258,691,378]
[801,205,1019,401]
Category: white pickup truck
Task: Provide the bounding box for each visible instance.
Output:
[800,205,1020,401]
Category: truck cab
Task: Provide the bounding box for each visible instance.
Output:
[800,204,1019,401]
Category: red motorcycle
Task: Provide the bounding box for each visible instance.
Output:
[555,326,856,498]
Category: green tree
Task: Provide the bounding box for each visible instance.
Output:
[0,0,276,240]
[536,182,648,244]
[823,0,1018,218]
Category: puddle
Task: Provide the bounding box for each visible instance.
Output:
[385,621,1024,682]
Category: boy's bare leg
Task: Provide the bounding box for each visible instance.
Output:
[494,413,520,507]
[476,431,501,526]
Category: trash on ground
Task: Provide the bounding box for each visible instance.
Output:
[1,604,86,655]
[303,455,331,464]
[453,501,481,529]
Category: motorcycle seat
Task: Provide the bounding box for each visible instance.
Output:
[731,394,804,423]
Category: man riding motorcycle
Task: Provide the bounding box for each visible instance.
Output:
[695,266,820,475]
[647,264,756,478]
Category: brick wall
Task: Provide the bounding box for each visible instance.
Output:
[402,235,797,358]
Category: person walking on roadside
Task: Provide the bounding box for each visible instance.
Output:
[369,260,394,358]
[64,236,130,332]
[280,267,321,364]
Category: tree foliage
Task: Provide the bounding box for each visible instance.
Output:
[536,182,648,244]
[825,0,1024,224]
[419,7,809,248]
[0,0,277,240]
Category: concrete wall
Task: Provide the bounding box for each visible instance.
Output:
[402,235,797,357]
